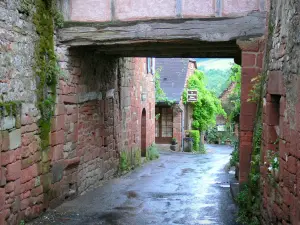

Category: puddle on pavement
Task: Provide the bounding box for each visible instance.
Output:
[96,212,123,224]
[126,190,138,198]
[181,168,195,175]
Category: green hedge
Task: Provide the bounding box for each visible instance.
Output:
[188,130,200,151]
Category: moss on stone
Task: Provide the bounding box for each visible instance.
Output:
[33,0,58,151]
[0,101,21,117]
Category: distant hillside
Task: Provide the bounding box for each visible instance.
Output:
[196,58,233,97]
[199,67,231,97]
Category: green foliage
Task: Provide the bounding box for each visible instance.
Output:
[182,70,225,131]
[230,140,239,167]
[187,130,205,153]
[206,126,236,145]
[206,127,220,144]
[0,101,21,117]
[33,0,58,151]
[227,64,241,123]
[53,8,64,28]
[119,151,129,172]
[155,68,175,105]
[119,149,142,172]
[236,123,262,225]
[201,68,231,97]
[146,144,160,161]
[19,220,25,225]
[134,150,142,167]
[248,74,262,103]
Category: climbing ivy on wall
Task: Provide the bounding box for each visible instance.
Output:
[33,0,61,150]
[182,70,225,131]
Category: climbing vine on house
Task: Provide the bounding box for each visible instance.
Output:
[182,70,225,131]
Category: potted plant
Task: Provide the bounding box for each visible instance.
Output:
[171,137,177,145]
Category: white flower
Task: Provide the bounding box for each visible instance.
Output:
[273,157,278,163]
[268,166,273,171]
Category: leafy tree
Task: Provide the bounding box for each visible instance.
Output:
[227,64,241,123]
[202,68,231,97]
[182,70,225,131]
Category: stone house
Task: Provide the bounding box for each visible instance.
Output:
[155,58,197,150]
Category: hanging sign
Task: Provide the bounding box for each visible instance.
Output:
[187,90,198,102]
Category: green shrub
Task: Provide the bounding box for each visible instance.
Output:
[230,140,239,167]
[188,130,200,151]
[146,144,160,161]
[199,141,206,154]
[119,151,129,172]
[134,149,142,167]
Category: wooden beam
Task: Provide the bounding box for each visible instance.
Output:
[59,11,266,47]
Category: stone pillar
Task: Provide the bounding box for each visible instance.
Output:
[237,39,265,183]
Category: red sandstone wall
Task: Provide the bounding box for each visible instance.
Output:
[0,46,155,224]
[238,39,265,183]
[260,0,300,224]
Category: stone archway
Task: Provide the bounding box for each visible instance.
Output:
[141,108,147,157]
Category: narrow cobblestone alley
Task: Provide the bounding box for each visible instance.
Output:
[28,145,239,225]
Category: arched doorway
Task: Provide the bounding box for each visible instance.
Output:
[141,108,146,157]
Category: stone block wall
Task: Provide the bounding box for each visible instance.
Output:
[0,1,155,222]
[260,0,300,224]
[238,39,265,183]
[0,1,42,223]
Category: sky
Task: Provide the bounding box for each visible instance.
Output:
[196,58,234,70]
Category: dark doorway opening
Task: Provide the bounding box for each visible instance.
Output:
[141,108,147,157]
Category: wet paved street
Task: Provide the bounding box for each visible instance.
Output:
[29,144,239,225]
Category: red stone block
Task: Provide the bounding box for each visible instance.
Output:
[287,156,297,174]
[54,104,65,116]
[242,53,256,67]
[273,203,283,220]
[50,130,65,146]
[5,182,14,194]
[31,186,43,197]
[6,160,21,181]
[62,95,77,104]
[267,71,285,95]
[20,198,31,211]
[282,187,293,206]
[50,145,64,162]
[0,188,5,211]
[21,123,39,134]
[280,96,286,116]
[21,164,39,184]
[265,125,278,144]
[51,115,65,132]
[240,102,257,116]
[0,210,7,225]
[256,53,263,68]
[2,131,10,151]
[20,179,35,193]
[1,150,16,166]
[239,115,255,131]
